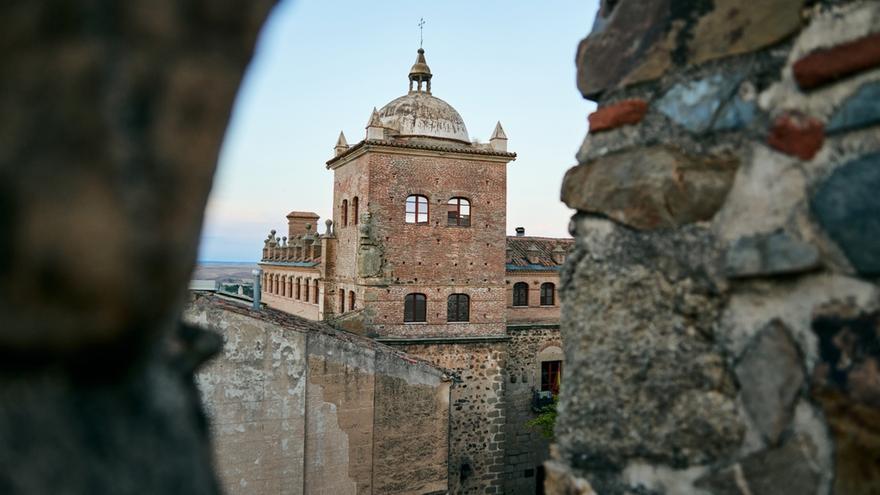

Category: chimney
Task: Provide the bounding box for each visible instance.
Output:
[515,227,525,237]
[366,107,384,141]
[287,211,320,239]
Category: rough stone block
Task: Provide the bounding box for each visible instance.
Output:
[767,112,825,160]
[695,435,821,495]
[793,31,880,90]
[724,230,820,278]
[561,146,738,230]
[576,0,804,99]
[810,152,880,276]
[657,73,757,134]
[735,320,805,444]
[827,81,880,134]
[588,99,648,133]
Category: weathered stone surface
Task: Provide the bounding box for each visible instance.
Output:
[827,81,880,134]
[811,152,880,276]
[735,320,805,444]
[576,0,804,99]
[0,1,274,357]
[657,73,759,134]
[767,112,825,160]
[811,302,880,494]
[575,0,673,99]
[543,460,596,495]
[793,31,880,90]
[588,99,648,133]
[724,230,820,278]
[561,146,738,230]
[695,435,821,495]
[0,1,275,493]
[558,217,743,480]
[688,0,805,66]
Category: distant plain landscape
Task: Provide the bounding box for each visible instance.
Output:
[193,262,259,282]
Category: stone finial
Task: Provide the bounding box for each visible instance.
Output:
[490,121,508,151]
[325,218,334,237]
[366,108,384,140]
[334,131,349,157]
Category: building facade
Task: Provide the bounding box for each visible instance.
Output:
[258,48,571,494]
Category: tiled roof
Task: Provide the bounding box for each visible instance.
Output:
[506,236,574,271]
[326,138,517,167]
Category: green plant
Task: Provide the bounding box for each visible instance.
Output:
[527,396,558,439]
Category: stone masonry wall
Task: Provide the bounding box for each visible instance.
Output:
[503,326,563,494]
[395,341,508,494]
[552,1,880,494]
[184,294,451,495]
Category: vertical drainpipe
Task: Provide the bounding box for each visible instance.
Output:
[252,268,262,310]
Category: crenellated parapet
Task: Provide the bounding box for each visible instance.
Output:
[261,223,325,264]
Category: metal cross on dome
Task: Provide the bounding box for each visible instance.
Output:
[419,18,425,48]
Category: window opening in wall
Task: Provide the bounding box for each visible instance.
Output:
[296,278,301,299]
[513,282,529,306]
[541,360,562,396]
[313,280,319,303]
[540,282,555,306]
[404,293,427,322]
[349,290,355,310]
[405,195,428,224]
[353,197,359,225]
[447,197,471,226]
[339,290,345,313]
[304,279,310,301]
[447,293,470,322]
[342,199,348,226]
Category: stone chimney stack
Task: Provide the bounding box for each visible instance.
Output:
[527,243,541,264]
[490,121,508,152]
[516,227,525,237]
[287,211,320,239]
[552,244,567,265]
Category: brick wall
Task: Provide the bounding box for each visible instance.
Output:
[505,272,562,324]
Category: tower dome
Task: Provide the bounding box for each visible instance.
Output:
[376,49,470,144]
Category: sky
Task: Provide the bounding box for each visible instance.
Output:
[198,0,599,262]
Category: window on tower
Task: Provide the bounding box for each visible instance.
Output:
[404,293,427,322]
[405,195,429,224]
[447,197,471,227]
[352,197,359,225]
[342,199,348,226]
[447,294,470,322]
[513,282,529,307]
[349,290,356,311]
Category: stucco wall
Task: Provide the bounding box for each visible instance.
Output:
[184,294,451,495]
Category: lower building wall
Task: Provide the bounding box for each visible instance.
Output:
[184,295,450,495]
[262,292,321,320]
[503,326,563,495]
[393,341,508,495]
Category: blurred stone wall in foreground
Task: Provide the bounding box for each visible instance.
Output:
[0,2,274,493]
[550,1,880,494]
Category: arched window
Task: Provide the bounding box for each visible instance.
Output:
[313,280,319,303]
[447,197,471,227]
[341,199,348,227]
[304,278,310,301]
[273,274,279,295]
[540,283,555,306]
[353,197,359,225]
[513,282,529,307]
[296,278,301,300]
[447,294,470,322]
[404,293,427,322]
[349,291,356,310]
[281,276,287,297]
[405,195,429,224]
[339,290,345,313]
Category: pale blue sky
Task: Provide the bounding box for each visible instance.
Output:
[199,0,599,261]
